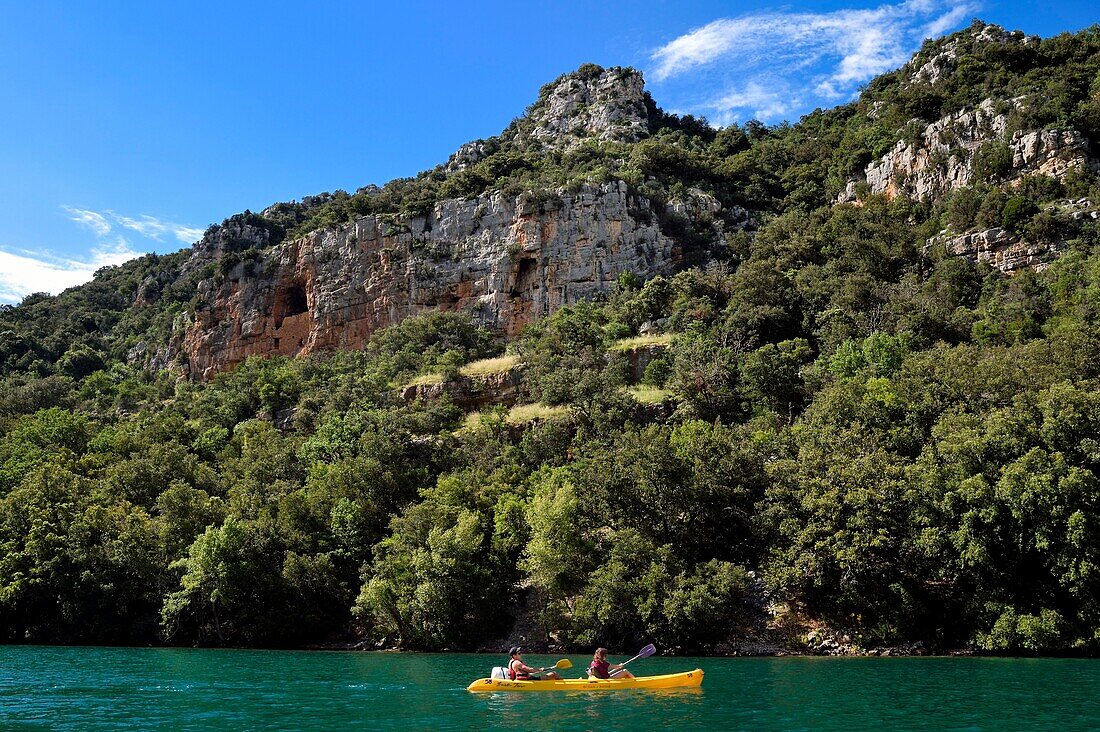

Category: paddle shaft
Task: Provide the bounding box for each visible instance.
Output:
[518,659,570,673]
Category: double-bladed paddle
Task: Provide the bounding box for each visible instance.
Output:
[620,643,656,667]
[590,644,657,679]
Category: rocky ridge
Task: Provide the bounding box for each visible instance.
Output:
[838,98,1098,204]
[838,45,1100,275]
[519,66,650,149]
[161,64,740,379]
[156,34,1100,377]
[838,23,1095,212]
[400,367,524,411]
[444,66,649,173]
[903,23,1039,89]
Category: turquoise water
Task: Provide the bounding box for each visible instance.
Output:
[1,647,1098,730]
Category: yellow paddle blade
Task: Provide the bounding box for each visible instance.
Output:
[554,659,573,670]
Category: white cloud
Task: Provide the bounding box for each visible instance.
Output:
[113,214,167,239]
[173,225,207,244]
[63,205,204,246]
[113,213,205,244]
[62,206,112,237]
[649,0,980,122]
[709,82,799,125]
[0,241,143,304]
[923,3,977,37]
[650,20,759,82]
[0,205,203,304]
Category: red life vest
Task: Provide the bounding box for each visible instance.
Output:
[509,659,530,680]
[589,659,611,679]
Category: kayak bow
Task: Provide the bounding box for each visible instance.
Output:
[466,668,703,692]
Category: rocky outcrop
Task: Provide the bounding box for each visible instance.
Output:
[401,368,524,410]
[165,62,733,380]
[839,99,1098,202]
[1011,129,1095,181]
[518,66,649,150]
[178,214,278,280]
[445,140,496,174]
[442,66,649,172]
[904,24,1038,90]
[619,343,668,382]
[126,340,172,372]
[176,182,722,379]
[928,198,1098,273]
[932,227,1064,272]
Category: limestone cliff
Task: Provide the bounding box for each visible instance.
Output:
[163,63,746,379]
[160,36,1099,378]
[175,182,723,379]
[834,24,1100,276]
[839,24,1097,206]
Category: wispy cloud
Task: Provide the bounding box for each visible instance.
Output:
[710,82,799,126]
[923,2,976,37]
[649,0,979,123]
[64,207,204,245]
[0,242,143,304]
[113,213,205,244]
[62,206,113,237]
[0,205,203,304]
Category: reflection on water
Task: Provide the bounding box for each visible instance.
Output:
[485,685,706,730]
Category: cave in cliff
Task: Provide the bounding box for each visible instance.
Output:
[276,281,309,327]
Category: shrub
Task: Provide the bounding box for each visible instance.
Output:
[1002,196,1040,233]
[642,356,671,386]
[979,607,1066,652]
[972,141,1013,181]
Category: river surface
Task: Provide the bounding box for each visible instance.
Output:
[1,646,1098,730]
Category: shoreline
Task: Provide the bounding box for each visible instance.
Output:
[300,640,1066,659]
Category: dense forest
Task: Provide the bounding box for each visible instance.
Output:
[2,22,1100,654]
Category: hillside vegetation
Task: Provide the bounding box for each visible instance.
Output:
[2,22,1100,653]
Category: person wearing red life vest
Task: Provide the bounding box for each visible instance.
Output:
[507,647,561,680]
[587,647,635,679]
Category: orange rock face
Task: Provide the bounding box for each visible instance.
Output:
[175,182,725,379]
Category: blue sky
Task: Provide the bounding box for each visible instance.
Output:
[0,0,1095,302]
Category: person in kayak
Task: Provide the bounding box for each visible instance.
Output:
[508,647,561,680]
[587,648,635,679]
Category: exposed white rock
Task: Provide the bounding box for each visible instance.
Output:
[840,99,1098,202]
[444,140,494,173]
[903,23,1038,90]
[927,197,1098,273]
[519,67,649,150]
[930,226,1065,272]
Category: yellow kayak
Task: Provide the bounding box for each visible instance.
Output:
[467,668,703,692]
